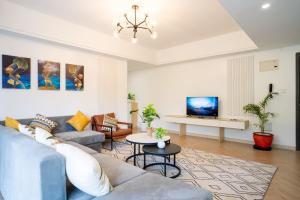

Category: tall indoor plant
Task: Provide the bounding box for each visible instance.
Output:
[243,92,276,150]
[131,104,160,134]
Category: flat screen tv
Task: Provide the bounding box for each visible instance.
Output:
[186,97,218,117]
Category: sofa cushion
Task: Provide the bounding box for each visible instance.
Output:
[30,114,58,133]
[56,144,112,197]
[92,153,145,187]
[5,117,20,130]
[93,173,213,200]
[66,141,98,155]
[67,111,90,131]
[55,131,105,145]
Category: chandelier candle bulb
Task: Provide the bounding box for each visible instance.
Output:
[151,31,157,39]
[131,37,138,44]
[113,30,119,38]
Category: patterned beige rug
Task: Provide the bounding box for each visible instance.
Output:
[102,142,277,200]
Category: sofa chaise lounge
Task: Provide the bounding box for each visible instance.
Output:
[0,116,213,200]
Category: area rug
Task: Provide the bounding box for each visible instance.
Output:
[102,142,277,200]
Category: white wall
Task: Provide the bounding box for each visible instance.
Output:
[128,44,300,149]
[0,30,128,120]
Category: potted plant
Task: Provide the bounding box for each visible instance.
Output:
[127,92,136,101]
[130,109,147,132]
[243,92,276,150]
[155,128,167,148]
[130,104,160,134]
[128,92,138,128]
[142,104,160,135]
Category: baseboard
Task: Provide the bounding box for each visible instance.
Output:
[168,129,296,151]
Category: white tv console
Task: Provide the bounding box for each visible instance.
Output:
[164,115,249,143]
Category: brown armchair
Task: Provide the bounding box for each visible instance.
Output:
[91,113,132,150]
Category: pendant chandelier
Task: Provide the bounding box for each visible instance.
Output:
[113,4,157,44]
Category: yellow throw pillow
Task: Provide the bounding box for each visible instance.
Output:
[67,111,90,131]
[5,117,20,131]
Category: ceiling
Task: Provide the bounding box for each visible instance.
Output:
[219,0,300,49]
[7,0,241,50]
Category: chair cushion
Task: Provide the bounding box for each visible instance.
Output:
[92,113,115,132]
[55,131,105,145]
[102,115,118,132]
[92,153,145,187]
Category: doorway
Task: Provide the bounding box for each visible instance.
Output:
[296,53,300,150]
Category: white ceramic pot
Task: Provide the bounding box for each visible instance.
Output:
[139,122,147,132]
[157,140,166,149]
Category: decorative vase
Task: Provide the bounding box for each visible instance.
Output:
[139,122,147,132]
[147,127,153,136]
[157,140,165,149]
[253,132,273,151]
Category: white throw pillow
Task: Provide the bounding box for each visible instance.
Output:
[18,124,35,138]
[35,127,59,148]
[56,143,112,196]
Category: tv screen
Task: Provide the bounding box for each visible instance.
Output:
[186,97,218,117]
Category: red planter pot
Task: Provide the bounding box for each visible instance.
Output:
[253,132,273,151]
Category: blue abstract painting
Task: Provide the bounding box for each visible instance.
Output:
[2,55,31,89]
[66,64,84,91]
[38,60,60,90]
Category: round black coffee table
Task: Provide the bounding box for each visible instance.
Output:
[143,143,181,178]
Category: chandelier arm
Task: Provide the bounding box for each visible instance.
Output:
[138,26,152,33]
[137,15,148,26]
[124,15,134,26]
[118,27,124,33]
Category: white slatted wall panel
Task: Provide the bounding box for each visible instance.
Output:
[227,56,254,116]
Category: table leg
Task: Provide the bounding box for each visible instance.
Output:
[219,127,225,143]
[144,153,146,167]
[174,154,176,165]
[179,124,186,136]
[133,143,136,166]
[164,156,167,176]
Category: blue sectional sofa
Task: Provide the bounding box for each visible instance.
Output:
[0,117,213,200]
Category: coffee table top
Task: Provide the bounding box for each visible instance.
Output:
[143,143,181,156]
[126,133,171,145]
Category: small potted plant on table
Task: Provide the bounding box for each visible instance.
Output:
[243,92,276,151]
[155,128,168,149]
